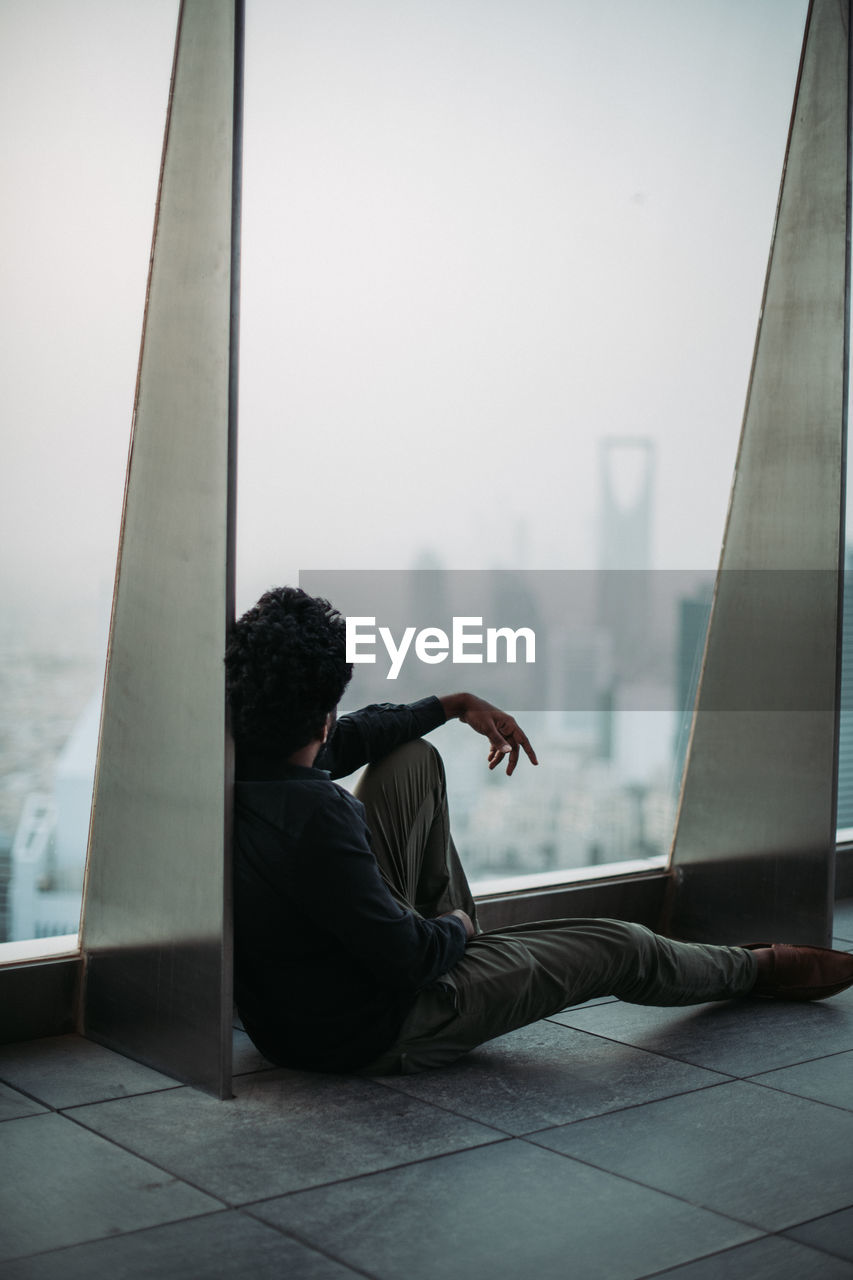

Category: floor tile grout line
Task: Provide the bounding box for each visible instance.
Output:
[0,1104,49,1123]
[538,1019,853,1078]
[630,1232,776,1280]
[44,1119,513,1215]
[2,1042,736,1131]
[366,1073,529,1137]
[0,1074,184,1114]
[56,1082,188,1111]
[54,1107,235,1208]
[10,1208,377,1280]
[233,1135,518,1209]
[514,1133,786,1237]
[512,1078,738,1140]
[513,1072,853,1147]
[237,1209,383,1280]
[544,1000,619,1017]
[741,1042,853,1080]
[373,1075,743,1142]
[628,1229,853,1280]
[0,1207,233,1268]
[234,1064,519,1139]
[739,1075,853,1116]
[409,1014,753,1084]
[521,1018,743,1076]
[0,1078,59,1112]
[741,1044,853,1078]
[780,1202,853,1232]
[1,1109,70,1128]
[520,1022,749,1075]
[781,1228,853,1266]
[11,1083,513,1209]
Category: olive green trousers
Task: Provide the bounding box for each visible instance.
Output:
[355,739,757,1075]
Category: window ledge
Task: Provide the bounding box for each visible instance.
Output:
[0,935,80,966]
[471,856,668,899]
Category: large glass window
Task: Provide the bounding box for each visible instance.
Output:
[0,0,829,958]
[238,0,808,890]
[0,0,178,954]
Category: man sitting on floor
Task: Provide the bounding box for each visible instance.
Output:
[225,586,853,1075]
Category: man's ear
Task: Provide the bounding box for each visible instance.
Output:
[321,712,334,744]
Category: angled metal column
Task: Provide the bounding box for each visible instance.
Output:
[80,0,243,1097]
[667,0,850,946]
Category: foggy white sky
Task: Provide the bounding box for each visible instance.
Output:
[0,0,809,643]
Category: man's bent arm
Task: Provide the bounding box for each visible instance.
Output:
[320,692,538,778]
[319,697,447,779]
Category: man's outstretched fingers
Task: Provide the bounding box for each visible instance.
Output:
[504,725,536,774]
[448,693,539,773]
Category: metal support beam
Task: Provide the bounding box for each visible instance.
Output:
[80,0,242,1097]
[668,0,850,945]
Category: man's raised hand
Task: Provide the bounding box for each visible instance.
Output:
[439,693,538,776]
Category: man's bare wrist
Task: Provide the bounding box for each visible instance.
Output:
[438,693,470,721]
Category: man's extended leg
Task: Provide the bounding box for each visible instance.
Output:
[353,738,478,925]
[362,917,758,1074]
[354,741,853,1076]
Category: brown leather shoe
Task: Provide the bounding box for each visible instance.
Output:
[747,944,853,1001]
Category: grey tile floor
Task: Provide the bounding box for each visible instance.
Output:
[1,903,852,1279]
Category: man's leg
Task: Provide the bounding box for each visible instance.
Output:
[363,918,758,1075]
[353,738,478,925]
[354,742,852,1076]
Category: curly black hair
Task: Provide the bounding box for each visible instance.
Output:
[225,586,353,756]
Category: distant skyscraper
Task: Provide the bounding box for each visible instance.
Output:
[597,437,655,682]
[487,567,547,707]
[598,437,654,572]
[673,583,714,793]
[409,548,450,628]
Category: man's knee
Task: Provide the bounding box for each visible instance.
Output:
[354,738,446,803]
[367,738,444,781]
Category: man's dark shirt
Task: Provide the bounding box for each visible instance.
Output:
[233,697,468,1071]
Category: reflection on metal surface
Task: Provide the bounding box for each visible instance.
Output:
[81,0,242,1097]
[669,0,850,945]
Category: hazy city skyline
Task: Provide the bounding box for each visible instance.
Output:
[1,0,810,642]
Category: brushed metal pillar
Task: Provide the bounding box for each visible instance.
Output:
[80,0,243,1097]
[668,0,850,946]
